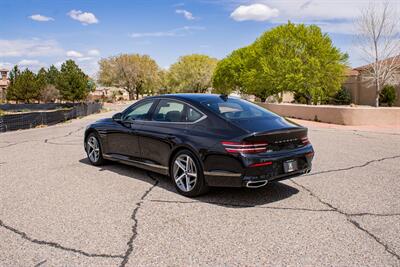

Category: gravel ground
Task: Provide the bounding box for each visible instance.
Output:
[0,107,399,266]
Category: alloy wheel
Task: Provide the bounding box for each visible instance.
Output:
[173,154,197,192]
[87,136,100,163]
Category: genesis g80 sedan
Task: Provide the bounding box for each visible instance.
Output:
[84,94,314,196]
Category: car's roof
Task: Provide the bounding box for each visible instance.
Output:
[153,93,228,103]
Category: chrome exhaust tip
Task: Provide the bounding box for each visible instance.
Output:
[246,180,268,188]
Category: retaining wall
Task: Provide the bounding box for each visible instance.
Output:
[258,103,400,126]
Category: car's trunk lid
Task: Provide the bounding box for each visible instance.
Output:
[241,124,308,152]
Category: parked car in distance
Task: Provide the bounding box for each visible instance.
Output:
[84,94,314,197]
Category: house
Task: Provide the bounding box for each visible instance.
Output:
[343,57,400,107]
[89,86,129,102]
[0,69,9,101]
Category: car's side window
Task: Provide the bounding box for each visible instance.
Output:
[123,100,154,121]
[152,100,185,122]
[185,106,203,122]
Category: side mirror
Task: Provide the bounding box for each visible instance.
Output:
[112,112,122,122]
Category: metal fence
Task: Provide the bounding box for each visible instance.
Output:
[0,103,102,133]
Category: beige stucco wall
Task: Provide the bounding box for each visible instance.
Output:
[343,73,400,107]
[258,102,400,126]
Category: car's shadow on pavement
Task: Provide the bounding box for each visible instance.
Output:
[79,158,299,208]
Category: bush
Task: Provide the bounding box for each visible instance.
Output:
[331,87,352,105]
[380,85,397,107]
[40,85,60,103]
[293,92,308,104]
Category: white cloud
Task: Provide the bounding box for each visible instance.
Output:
[66,50,83,58]
[0,62,12,69]
[77,57,94,62]
[231,4,279,21]
[176,9,195,20]
[55,61,64,69]
[130,26,205,38]
[87,49,100,56]
[0,39,63,57]
[18,59,43,67]
[29,14,54,22]
[67,10,99,25]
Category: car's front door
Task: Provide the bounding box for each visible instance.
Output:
[106,99,156,160]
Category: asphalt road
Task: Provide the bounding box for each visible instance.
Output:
[1,106,399,266]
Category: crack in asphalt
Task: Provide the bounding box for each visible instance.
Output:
[348,212,400,217]
[44,141,80,146]
[0,140,37,149]
[0,219,124,259]
[33,259,47,267]
[305,154,400,177]
[119,172,159,267]
[290,180,400,262]
[0,126,84,149]
[148,199,334,213]
[44,127,84,144]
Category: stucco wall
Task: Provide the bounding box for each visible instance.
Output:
[258,102,400,126]
[343,73,400,107]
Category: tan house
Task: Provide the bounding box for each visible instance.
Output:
[0,69,9,101]
[89,87,129,102]
[343,58,400,107]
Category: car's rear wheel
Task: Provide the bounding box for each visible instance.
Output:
[86,133,105,166]
[171,150,208,197]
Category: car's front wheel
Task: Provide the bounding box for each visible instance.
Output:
[171,150,208,197]
[86,133,105,166]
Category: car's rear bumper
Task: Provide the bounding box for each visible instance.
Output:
[204,146,314,188]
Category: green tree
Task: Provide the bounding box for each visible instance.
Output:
[6,65,21,102]
[57,60,90,102]
[168,54,218,93]
[11,69,40,103]
[255,22,348,104]
[213,47,252,95]
[213,22,348,104]
[46,65,60,85]
[36,68,48,102]
[98,54,160,100]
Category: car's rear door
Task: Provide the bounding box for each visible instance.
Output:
[136,99,199,173]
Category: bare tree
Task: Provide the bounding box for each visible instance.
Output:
[98,54,160,100]
[356,1,400,107]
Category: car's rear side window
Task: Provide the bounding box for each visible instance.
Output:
[186,107,203,122]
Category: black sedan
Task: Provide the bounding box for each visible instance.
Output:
[84,94,314,196]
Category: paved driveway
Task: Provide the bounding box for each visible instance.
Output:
[0,108,399,266]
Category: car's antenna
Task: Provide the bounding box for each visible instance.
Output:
[220,93,228,100]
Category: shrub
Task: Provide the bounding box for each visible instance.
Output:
[293,92,308,104]
[331,87,352,105]
[40,85,60,103]
[380,85,397,107]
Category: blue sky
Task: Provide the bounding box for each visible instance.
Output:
[0,0,394,76]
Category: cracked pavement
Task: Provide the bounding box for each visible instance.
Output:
[0,107,399,266]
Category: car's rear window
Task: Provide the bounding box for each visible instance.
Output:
[200,97,277,121]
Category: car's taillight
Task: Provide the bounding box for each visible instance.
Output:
[301,137,310,145]
[221,141,268,154]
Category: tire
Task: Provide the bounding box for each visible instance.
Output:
[86,133,105,166]
[170,149,209,197]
